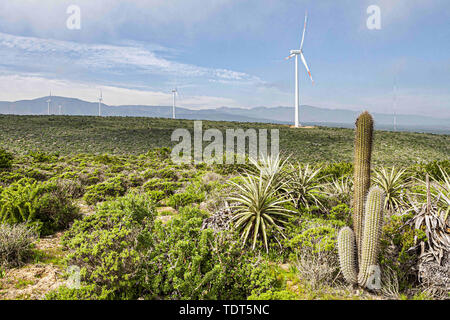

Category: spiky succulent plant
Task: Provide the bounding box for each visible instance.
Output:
[372,166,407,213]
[353,111,374,254]
[338,186,385,288]
[337,111,385,290]
[228,172,294,252]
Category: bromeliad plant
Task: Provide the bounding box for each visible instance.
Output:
[337,112,386,289]
[413,166,449,222]
[430,166,449,221]
[228,172,294,252]
[248,153,289,189]
[372,166,407,213]
[325,176,353,205]
[286,163,326,210]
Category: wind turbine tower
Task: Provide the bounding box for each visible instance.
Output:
[47,91,52,115]
[393,78,398,131]
[98,90,103,117]
[172,88,177,119]
[58,105,62,115]
[285,11,315,127]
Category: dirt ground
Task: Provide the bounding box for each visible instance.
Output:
[0,232,66,300]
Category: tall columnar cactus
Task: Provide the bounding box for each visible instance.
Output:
[338,111,384,289]
[338,186,385,288]
[353,112,373,257]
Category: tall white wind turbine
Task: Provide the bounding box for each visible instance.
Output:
[47,91,52,115]
[285,11,315,127]
[393,77,398,132]
[172,88,178,119]
[98,90,103,117]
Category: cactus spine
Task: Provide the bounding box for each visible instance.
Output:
[337,227,357,285]
[357,186,384,287]
[353,112,373,258]
[337,111,384,289]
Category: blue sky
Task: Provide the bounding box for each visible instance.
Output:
[0,0,449,117]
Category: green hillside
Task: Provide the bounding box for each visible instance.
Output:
[0,115,448,165]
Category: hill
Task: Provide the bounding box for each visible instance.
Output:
[0,96,448,134]
[0,115,448,166]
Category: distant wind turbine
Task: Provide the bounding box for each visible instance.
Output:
[47,91,52,115]
[393,77,398,131]
[98,90,103,117]
[285,11,315,127]
[172,88,178,119]
[58,104,62,115]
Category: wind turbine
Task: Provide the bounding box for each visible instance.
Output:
[98,89,103,117]
[58,104,62,115]
[393,77,398,132]
[171,88,178,119]
[285,11,315,127]
[47,91,52,115]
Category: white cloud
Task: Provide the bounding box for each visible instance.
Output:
[0,74,241,108]
[0,32,260,84]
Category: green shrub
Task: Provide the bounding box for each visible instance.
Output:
[0,149,13,169]
[61,193,156,299]
[409,160,450,181]
[142,206,279,299]
[247,289,299,300]
[155,167,178,181]
[287,223,338,254]
[45,284,99,300]
[0,178,80,236]
[380,212,421,291]
[58,195,280,300]
[167,192,205,209]
[317,162,353,181]
[329,204,351,223]
[147,190,166,204]
[142,178,181,196]
[28,151,58,163]
[0,170,26,185]
[0,223,38,268]
[83,176,127,205]
[93,154,122,165]
[277,215,345,261]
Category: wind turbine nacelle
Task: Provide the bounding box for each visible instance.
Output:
[290,50,302,55]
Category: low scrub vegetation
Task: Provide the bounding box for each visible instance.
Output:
[0,115,448,300]
[0,223,37,268]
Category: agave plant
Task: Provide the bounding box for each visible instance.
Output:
[228,172,294,252]
[414,167,449,222]
[406,176,450,266]
[430,166,450,221]
[324,176,353,204]
[372,166,407,212]
[248,153,289,189]
[286,163,326,209]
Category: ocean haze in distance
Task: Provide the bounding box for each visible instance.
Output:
[0,96,448,135]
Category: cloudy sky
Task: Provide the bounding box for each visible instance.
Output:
[0,0,449,117]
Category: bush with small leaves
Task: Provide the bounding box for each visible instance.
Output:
[57,195,280,300]
[0,223,38,268]
[142,178,181,196]
[0,148,13,169]
[0,178,80,236]
[83,175,127,205]
[167,192,205,209]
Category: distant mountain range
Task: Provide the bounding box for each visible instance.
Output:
[1,96,449,134]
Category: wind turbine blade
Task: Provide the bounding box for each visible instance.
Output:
[285,54,295,60]
[300,11,308,50]
[300,52,314,84]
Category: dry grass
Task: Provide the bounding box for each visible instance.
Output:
[0,224,38,269]
[293,248,340,291]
